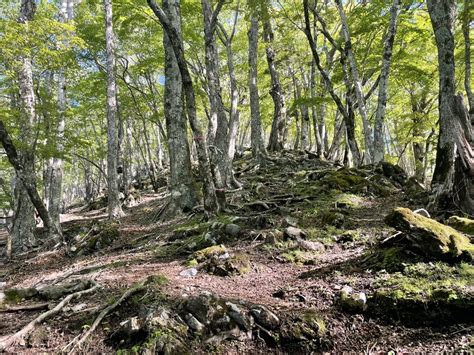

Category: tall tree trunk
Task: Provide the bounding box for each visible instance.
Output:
[335,0,373,163]
[162,0,197,213]
[148,0,219,215]
[462,0,473,121]
[373,0,400,163]
[428,0,474,214]
[201,0,228,205]
[303,0,360,162]
[11,0,38,250]
[218,5,241,188]
[248,13,266,164]
[264,18,287,152]
[310,60,322,156]
[104,0,124,218]
[48,0,72,229]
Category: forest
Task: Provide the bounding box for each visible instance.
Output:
[0,0,473,352]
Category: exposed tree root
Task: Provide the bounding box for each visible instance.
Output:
[0,280,100,352]
[0,303,49,313]
[63,282,146,353]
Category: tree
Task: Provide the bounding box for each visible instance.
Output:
[162,0,197,213]
[373,0,400,163]
[263,9,287,152]
[428,0,474,214]
[104,0,124,219]
[148,0,219,215]
[247,10,266,164]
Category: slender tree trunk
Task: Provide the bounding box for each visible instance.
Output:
[264,18,287,152]
[48,0,71,228]
[201,0,228,203]
[248,14,266,164]
[310,60,322,156]
[103,0,124,218]
[373,0,400,163]
[162,0,197,213]
[336,0,373,163]
[148,0,219,215]
[218,7,241,187]
[462,0,473,121]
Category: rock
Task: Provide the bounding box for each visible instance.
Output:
[280,310,326,343]
[226,302,253,331]
[0,291,4,304]
[447,216,474,236]
[282,216,298,227]
[224,223,241,237]
[376,161,407,186]
[0,282,6,289]
[250,306,280,330]
[184,292,222,325]
[385,207,474,262]
[184,313,205,332]
[297,239,325,252]
[119,317,141,336]
[284,227,306,240]
[194,245,227,262]
[338,286,367,313]
[179,268,198,277]
[203,253,251,277]
[71,303,88,312]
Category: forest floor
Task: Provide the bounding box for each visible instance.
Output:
[0,151,472,353]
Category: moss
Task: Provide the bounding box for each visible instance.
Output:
[193,245,227,262]
[4,288,38,304]
[385,207,474,261]
[369,261,474,324]
[318,210,345,228]
[447,216,474,236]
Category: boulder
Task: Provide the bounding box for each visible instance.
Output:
[338,285,367,313]
[385,207,474,262]
[250,306,280,330]
[447,216,474,236]
[284,227,306,240]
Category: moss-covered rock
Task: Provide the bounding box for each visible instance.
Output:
[385,207,474,262]
[369,262,474,324]
[447,216,474,236]
[193,245,228,262]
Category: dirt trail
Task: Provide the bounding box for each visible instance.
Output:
[0,155,472,353]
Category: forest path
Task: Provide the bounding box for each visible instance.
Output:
[0,152,470,353]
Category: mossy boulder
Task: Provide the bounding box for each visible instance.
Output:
[193,245,228,262]
[204,252,251,277]
[447,216,474,236]
[369,262,474,324]
[385,207,474,262]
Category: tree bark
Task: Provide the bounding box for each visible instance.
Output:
[335,0,373,163]
[462,0,473,122]
[428,0,474,214]
[11,0,39,249]
[104,0,124,219]
[162,0,197,213]
[0,121,62,242]
[201,0,228,205]
[248,13,266,164]
[264,17,287,152]
[148,0,219,215]
[373,0,400,163]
